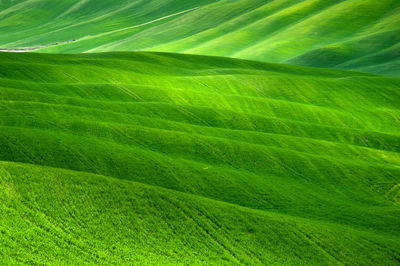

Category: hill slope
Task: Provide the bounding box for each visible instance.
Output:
[1,51,400,264]
[0,0,399,75]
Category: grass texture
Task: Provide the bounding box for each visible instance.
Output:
[0,0,399,75]
[0,51,400,264]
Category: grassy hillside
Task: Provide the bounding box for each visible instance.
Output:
[0,0,399,75]
[1,51,400,264]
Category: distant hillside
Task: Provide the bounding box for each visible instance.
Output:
[1,51,400,264]
[0,0,399,75]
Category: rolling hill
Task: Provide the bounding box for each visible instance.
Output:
[0,0,399,75]
[1,51,400,264]
[1,0,400,264]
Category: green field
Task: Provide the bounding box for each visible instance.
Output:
[1,0,400,75]
[1,0,400,264]
[1,52,399,264]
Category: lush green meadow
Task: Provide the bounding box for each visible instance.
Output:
[1,0,400,264]
[1,0,399,75]
[0,51,400,264]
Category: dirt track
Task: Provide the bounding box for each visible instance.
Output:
[0,39,77,52]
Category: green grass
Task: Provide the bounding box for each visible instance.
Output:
[0,0,399,75]
[0,51,400,264]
